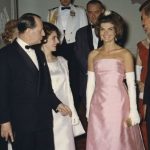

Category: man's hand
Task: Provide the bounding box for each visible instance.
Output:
[137,81,144,92]
[1,122,14,142]
[56,103,72,117]
[143,104,147,120]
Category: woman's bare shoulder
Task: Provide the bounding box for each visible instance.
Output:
[120,48,132,56]
[121,48,134,63]
[88,49,99,59]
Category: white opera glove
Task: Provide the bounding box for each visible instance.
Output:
[136,65,144,99]
[126,72,140,126]
[135,65,142,81]
[86,71,95,119]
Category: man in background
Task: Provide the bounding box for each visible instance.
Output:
[140,1,150,149]
[74,0,105,111]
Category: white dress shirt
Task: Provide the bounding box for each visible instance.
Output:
[16,38,39,69]
[92,28,99,49]
[60,5,71,30]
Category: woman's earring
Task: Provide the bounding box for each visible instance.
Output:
[44,39,47,43]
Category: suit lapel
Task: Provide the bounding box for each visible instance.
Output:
[87,25,94,51]
[35,49,48,95]
[35,49,43,95]
[13,41,38,73]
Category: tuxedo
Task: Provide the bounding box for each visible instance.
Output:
[74,25,102,106]
[143,44,150,150]
[0,41,61,150]
[0,136,7,150]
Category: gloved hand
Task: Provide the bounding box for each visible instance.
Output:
[126,72,140,126]
[86,71,95,119]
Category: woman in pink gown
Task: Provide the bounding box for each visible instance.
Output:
[86,10,145,150]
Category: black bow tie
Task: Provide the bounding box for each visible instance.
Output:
[91,25,95,29]
[25,45,32,49]
[61,6,70,10]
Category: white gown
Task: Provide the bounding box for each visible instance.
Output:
[48,56,84,150]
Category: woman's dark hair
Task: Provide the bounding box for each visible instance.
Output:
[18,13,41,33]
[95,10,127,46]
[139,0,150,16]
[2,19,18,44]
[41,22,61,44]
[71,0,74,3]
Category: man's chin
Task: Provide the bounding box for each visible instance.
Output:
[30,41,41,46]
[36,41,42,44]
[91,21,96,25]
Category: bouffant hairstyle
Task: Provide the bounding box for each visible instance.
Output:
[41,22,61,44]
[2,19,18,44]
[139,0,150,16]
[95,10,126,46]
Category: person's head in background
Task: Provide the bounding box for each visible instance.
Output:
[139,0,150,38]
[60,0,74,6]
[41,22,60,53]
[17,13,45,45]
[95,10,125,46]
[2,19,18,44]
[87,0,105,25]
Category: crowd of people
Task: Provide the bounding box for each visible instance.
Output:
[0,0,150,150]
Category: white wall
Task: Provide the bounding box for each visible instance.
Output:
[18,0,145,55]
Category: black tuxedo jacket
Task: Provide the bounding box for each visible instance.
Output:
[74,25,95,103]
[0,41,61,133]
[144,45,150,106]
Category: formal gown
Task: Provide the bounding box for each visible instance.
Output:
[47,56,82,150]
[86,59,145,150]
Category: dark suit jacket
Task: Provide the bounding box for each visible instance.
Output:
[144,45,150,106]
[74,25,95,104]
[143,47,150,147]
[0,41,61,133]
[144,77,150,106]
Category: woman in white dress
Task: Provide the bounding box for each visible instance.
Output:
[40,22,85,150]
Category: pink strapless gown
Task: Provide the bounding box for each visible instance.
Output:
[86,59,145,150]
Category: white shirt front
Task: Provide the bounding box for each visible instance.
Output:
[59,5,70,30]
[92,28,99,49]
[16,38,39,69]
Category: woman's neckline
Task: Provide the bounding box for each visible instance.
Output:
[94,58,123,64]
[47,57,58,64]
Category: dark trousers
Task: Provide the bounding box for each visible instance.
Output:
[0,137,8,150]
[146,106,150,150]
[56,39,81,110]
[12,129,54,150]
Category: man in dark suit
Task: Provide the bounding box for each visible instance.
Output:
[0,13,71,150]
[74,0,105,109]
[140,1,150,150]
[0,136,7,150]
